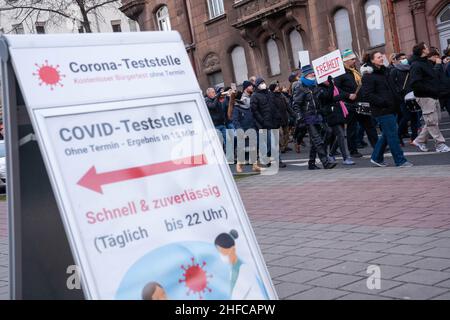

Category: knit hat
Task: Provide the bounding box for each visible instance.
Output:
[342,49,357,62]
[242,80,253,91]
[288,71,299,83]
[301,65,314,77]
[255,77,265,88]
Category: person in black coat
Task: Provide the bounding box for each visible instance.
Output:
[334,49,378,157]
[409,43,450,153]
[292,66,336,170]
[205,87,226,148]
[361,51,412,167]
[250,77,285,167]
[388,53,420,144]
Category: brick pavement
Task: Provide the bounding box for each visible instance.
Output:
[238,165,450,300]
[1,166,450,299]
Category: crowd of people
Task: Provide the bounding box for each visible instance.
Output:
[205,42,450,172]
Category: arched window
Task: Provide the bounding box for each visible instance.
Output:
[438,5,450,24]
[231,46,249,84]
[334,8,353,51]
[289,29,305,68]
[266,39,281,76]
[365,0,385,47]
[156,6,171,31]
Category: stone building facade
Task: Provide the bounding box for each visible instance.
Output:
[120,0,450,90]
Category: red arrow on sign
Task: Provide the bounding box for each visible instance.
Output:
[77,154,208,194]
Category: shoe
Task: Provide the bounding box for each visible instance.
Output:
[295,144,301,153]
[252,163,262,172]
[286,147,293,151]
[370,159,388,167]
[398,161,414,168]
[236,163,244,173]
[350,151,363,158]
[436,144,450,153]
[412,140,429,152]
[308,163,321,170]
[328,156,337,164]
[343,158,355,165]
[323,162,337,169]
[279,161,287,168]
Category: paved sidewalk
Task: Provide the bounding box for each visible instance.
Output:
[238,165,450,300]
[1,166,449,299]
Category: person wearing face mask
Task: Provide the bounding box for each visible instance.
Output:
[250,77,283,167]
[214,230,266,300]
[388,53,420,145]
[361,51,413,167]
[292,65,337,170]
[409,43,450,153]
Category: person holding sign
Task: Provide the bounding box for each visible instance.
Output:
[361,51,413,167]
[214,230,266,300]
[292,65,337,170]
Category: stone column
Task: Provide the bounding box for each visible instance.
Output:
[409,0,430,44]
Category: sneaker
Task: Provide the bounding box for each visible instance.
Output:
[328,156,337,164]
[350,151,363,158]
[343,159,355,165]
[436,144,450,153]
[279,161,287,168]
[236,163,244,173]
[398,161,414,168]
[412,140,429,152]
[370,159,388,167]
[252,163,263,172]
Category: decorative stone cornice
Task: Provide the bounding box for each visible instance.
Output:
[119,0,146,21]
[409,0,425,12]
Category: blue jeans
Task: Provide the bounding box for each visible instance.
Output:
[372,114,407,166]
[215,125,227,149]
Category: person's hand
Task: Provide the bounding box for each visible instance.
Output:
[349,93,357,101]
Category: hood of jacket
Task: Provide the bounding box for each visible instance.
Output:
[360,63,373,76]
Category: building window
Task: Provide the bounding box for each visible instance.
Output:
[111,20,122,32]
[289,29,305,68]
[208,71,224,88]
[129,20,138,32]
[438,5,450,24]
[12,23,24,34]
[365,0,385,47]
[208,0,225,19]
[156,6,171,31]
[231,46,249,84]
[35,22,46,34]
[266,38,281,76]
[334,8,353,51]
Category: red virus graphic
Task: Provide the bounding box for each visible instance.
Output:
[179,257,213,299]
[32,60,65,90]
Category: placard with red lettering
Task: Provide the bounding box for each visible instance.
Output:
[312,50,346,84]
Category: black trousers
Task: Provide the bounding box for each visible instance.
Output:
[308,124,329,165]
[346,111,378,153]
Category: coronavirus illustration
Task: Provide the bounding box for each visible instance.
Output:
[33,60,65,90]
[179,257,213,299]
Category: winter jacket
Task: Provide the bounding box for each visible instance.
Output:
[334,68,359,104]
[271,92,295,127]
[250,89,282,129]
[388,63,412,104]
[205,94,226,126]
[292,81,324,125]
[360,63,398,117]
[318,83,348,126]
[410,55,450,99]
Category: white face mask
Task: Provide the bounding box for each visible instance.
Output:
[400,59,409,65]
[220,254,231,265]
[258,83,267,90]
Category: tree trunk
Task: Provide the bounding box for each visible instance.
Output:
[76,0,92,33]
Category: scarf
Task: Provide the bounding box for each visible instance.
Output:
[301,76,316,87]
[347,67,362,87]
[334,85,349,118]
